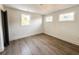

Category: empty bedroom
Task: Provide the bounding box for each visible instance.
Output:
[0,4,79,55]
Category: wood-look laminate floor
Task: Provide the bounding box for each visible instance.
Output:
[1,33,79,55]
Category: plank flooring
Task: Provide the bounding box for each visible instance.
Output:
[1,33,79,55]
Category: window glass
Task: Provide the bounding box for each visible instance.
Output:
[21,14,30,26]
[59,12,74,21]
[45,16,53,22]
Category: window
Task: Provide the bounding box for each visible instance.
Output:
[59,12,75,21]
[45,16,53,22]
[21,14,30,26]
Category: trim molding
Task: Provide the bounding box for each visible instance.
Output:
[0,48,4,52]
[44,33,79,46]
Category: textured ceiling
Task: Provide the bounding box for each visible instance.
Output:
[4,4,77,15]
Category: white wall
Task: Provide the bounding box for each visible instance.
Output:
[6,7,43,41]
[0,5,4,52]
[43,6,79,45]
[6,5,79,46]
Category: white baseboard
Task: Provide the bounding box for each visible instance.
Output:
[9,32,43,41]
[0,48,4,52]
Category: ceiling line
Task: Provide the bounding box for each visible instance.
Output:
[45,5,79,15]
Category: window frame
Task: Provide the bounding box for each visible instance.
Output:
[59,12,75,22]
[21,14,31,26]
[45,16,53,22]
